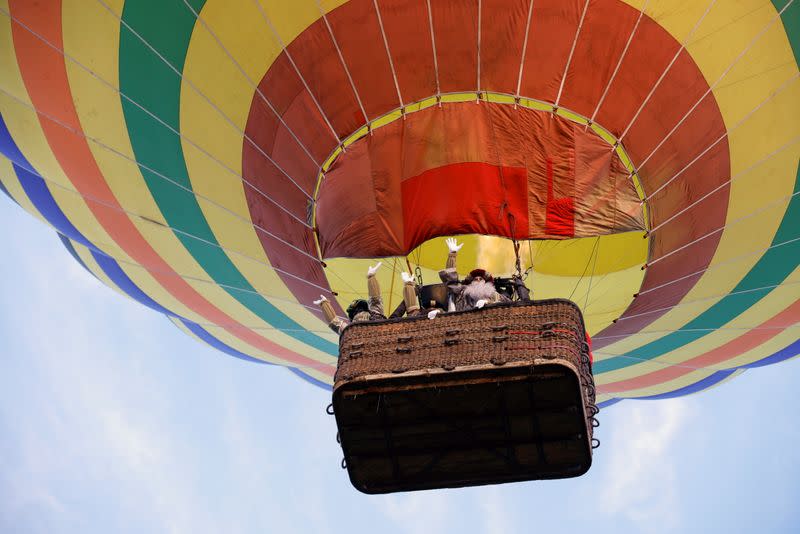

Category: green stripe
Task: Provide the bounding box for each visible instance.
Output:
[596,162,800,374]
[772,0,800,65]
[119,0,336,355]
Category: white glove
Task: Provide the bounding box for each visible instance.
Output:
[446,237,463,253]
[401,271,415,284]
[367,261,382,277]
[313,294,328,305]
[475,299,487,309]
[427,309,441,319]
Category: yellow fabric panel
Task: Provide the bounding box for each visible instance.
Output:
[59,0,261,330]
[619,368,746,400]
[181,1,343,351]
[255,0,349,50]
[598,264,800,384]
[60,0,338,365]
[600,0,798,358]
[0,155,46,224]
[0,7,126,264]
[68,238,132,301]
[600,142,800,357]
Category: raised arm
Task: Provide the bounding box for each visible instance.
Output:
[366,262,384,318]
[445,237,462,270]
[401,271,420,315]
[314,294,348,334]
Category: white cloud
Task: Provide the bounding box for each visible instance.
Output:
[0,222,222,533]
[598,399,691,532]
[378,489,453,534]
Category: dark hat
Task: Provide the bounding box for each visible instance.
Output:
[467,268,493,283]
[346,299,369,319]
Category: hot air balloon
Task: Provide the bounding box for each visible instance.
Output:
[0,0,798,420]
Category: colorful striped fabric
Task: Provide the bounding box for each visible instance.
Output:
[0,0,797,407]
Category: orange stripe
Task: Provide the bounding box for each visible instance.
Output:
[598,300,800,394]
[9,0,334,374]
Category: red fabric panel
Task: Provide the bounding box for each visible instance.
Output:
[316,138,404,258]
[327,0,401,118]
[285,14,365,138]
[557,0,641,117]
[431,0,479,92]
[242,0,731,337]
[315,103,643,258]
[402,162,530,250]
[479,0,529,94]
[545,159,575,237]
[379,0,438,104]
[519,0,583,102]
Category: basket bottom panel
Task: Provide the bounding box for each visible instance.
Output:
[333,363,592,494]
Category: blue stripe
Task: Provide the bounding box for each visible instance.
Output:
[90,248,175,316]
[0,113,34,174]
[597,397,622,409]
[179,318,267,365]
[90,236,331,389]
[0,176,12,201]
[87,240,330,389]
[741,338,800,368]
[58,234,96,276]
[181,320,329,390]
[0,114,96,251]
[3,112,329,390]
[632,369,738,400]
[288,367,331,390]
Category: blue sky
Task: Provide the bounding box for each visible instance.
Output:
[1,198,799,534]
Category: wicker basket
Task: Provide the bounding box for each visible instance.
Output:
[332,299,598,494]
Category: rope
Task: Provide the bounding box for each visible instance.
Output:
[477,0,482,93]
[6,6,313,215]
[650,190,800,267]
[372,0,404,109]
[554,0,590,108]
[593,352,745,373]
[514,0,535,101]
[250,0,342,145]
[569,237,600,300]
[583,237,600,313]
[0,87,321,263]
[618,0,718,141]
[649,133,800,234]
[609,279,800,322]
[0,143,341,303]
[623,0,793,152]
[176,0,322,171]
[643,72,799,203]
[425,0,441,96]
[587,0,650,128]
[91,1,318,198]
[593,324,800,342]
[313,0,369,125]
[579,138,799,309]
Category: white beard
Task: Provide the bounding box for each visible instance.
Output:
[463,279,496,304]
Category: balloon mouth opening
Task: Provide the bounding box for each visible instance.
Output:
[313,95,647,261]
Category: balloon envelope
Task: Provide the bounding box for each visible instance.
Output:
[0,0,798,406]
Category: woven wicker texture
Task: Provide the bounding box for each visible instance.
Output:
[335,299,598,442]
